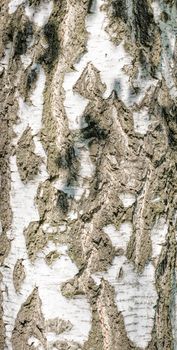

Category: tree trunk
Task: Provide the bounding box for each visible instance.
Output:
[0,0,177,349]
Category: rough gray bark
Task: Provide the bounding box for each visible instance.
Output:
[0,0,177,349]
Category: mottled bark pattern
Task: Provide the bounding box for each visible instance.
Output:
[0,0,177,349]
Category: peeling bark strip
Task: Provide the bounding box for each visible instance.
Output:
[1,0,177,349]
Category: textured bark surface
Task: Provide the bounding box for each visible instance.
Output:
[1,0,177,349]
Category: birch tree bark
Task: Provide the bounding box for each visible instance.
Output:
[0,0,177,349]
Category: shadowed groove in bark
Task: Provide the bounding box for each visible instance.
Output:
[13,22,33,56]
[112,0,128,23]
[133,0,155,47]
[38,21,59,67]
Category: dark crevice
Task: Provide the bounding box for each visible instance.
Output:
[55,144,79,186]
[88,0,94,13]
[112,0,128,23]
[133,0,154,47]
[26,67,38,90]
[57,190,69,213]
[14,22,33,56]
[81,115,109,141]
[38,22,59,67]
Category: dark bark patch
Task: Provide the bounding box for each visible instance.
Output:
[113,78,122,95]
[112,0,128,23]
[28,0,41,6]
[168,129,177,148]
[57,190,69,213]
[157,255,168,276]
[88,0,94,13]
[81,115,108,141]
[162,106,177,148]
[26,67,38,90]
[133,0,154,47]
[56,146,76,169]
[14,22,33,56]
[55,145,79,185]
[39,22,59,67]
